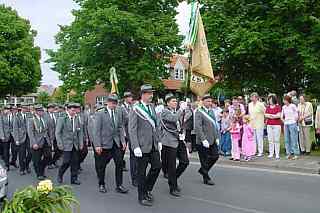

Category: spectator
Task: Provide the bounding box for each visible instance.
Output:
[265,94,282,160]
[220,109,232,156]
[248,92,266,157]
[288,90,299,106]
[212,99,223,128]
[298,95,314,155]
[229,97,246,119]
[315,104,320,147]
[224,99,231,110]
[155,98,165,115]
[230,117,241,161]
[281,95,300,160]
[241,115,255,161]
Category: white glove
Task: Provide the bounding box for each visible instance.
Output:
[134,147,143,157]
[158,143,162,151]
[216,139,220,145]
[180,102,188,111]
[202,140,210,148]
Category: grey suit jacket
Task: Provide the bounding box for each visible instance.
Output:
[87,112,96,143]
[93,108,125,149]
[129,103,160,153]
[0,114,12,142]
[120,103,131,140]
[159,108,183,148]
[12,113,27,144]
[55,116,84,151]
[194,108,219,145]
[27,116,50,148]
[45,112,57,143]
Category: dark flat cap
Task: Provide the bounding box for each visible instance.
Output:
[123,92,133,98]
[67,102,80,108]
[140,84,155,93]
[202,94,212,101]
[107,94,119,103]
[165,93,176,103]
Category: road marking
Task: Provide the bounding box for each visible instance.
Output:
[189,161,320,177]
[184,195,269,213]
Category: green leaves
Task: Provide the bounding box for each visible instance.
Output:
[48,0,182,95]
[204,0,320,97]
[0,5,41,98]
[2,185,79,213]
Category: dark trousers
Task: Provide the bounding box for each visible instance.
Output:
[58,147,80,182]
[10,137,18,163]
[1,142,10,167]
[79,142,88,164]
[31,142,51,177]
[129,148,138,183]
[197,143,219,181]
[137,150,161,201]
[161,148,168,175]
[162,142,189,190]
[17,142,27,172]
[94,143,123,187]
[25,137,32,169]
[50,139,63,165]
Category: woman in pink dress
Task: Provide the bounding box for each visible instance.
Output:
[230,118,241,161]
[242,115,256,161]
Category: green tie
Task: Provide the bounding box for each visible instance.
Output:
[111,110,115,127]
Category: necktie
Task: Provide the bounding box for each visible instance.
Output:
[71,117,75,132]
[111,110,115,127]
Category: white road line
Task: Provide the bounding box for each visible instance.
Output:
[189,161,320,177]
[184,195,269,213]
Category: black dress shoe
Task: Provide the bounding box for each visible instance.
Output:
[204,179,215,186]
[48,165,55,170]
[170,189,181,197]
[71,180,81,185]
[139,199,153,207]
[99,185,107,193]
[145,191,153,202]
[37,176,45,181]
[10,162,18,168]
[57,176,63,184]
[20,171,26,176]
[116,186,129,194]
[26,167,31,174]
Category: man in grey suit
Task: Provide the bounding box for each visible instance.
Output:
[27,105,51,180]
[129,84,161,207]
[93,94,129,194]
[159,94,189,197]
[12,104,30,175]
[56,103,83,185]
[0,106,13,170]
[194,94,220,186]
[120,91,137,185]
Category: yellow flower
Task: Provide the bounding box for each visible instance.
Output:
[37,179,53,194]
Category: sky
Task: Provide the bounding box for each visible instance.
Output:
[0,0,190,87]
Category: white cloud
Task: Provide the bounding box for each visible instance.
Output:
[0,0,190,86]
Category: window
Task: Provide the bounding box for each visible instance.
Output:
[96,96,108,105]
[174,68,185,80]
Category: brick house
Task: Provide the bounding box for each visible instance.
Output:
[162,54,189,93]
[84,84,109,107]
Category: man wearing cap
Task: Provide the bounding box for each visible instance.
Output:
[56,103,83,185]
[120,92,136,183]
[93,94,128,194]
[0,106,14,170]
[46,103,61,169]
[195,94,220,186]
[159,94,189,197]
[12,104,30,175]
[10,106,19,169]
[129,84,162,207]
[27,105,51,180]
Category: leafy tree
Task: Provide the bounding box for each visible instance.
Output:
[37,91,50,107]
[201,0,320,97]
[47,0,182,96]
[0,5,41,97]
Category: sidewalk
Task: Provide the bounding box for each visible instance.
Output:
[189,152,320,174]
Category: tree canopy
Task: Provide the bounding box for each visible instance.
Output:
[0,5,41,97]
[47,0,183,95]
[202,0,320,97]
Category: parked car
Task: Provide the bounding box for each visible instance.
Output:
[0,163,8,201]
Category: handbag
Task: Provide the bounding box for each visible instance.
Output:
[304,116,313,126]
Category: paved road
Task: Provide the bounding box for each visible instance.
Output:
[5,153,320,213]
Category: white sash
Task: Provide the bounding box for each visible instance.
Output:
[133,104,156,129]
[198,108,218,129]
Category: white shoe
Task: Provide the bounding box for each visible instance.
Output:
[268,155,273,159]
[293,156,299,160]
[275,156,280,160]
[257,153,263,157]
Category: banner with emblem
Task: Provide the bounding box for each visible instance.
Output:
[110,67,119,94]
[184,1,216,97]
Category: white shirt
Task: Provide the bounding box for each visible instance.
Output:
[66,113,75,132]
[107,107,115,124]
